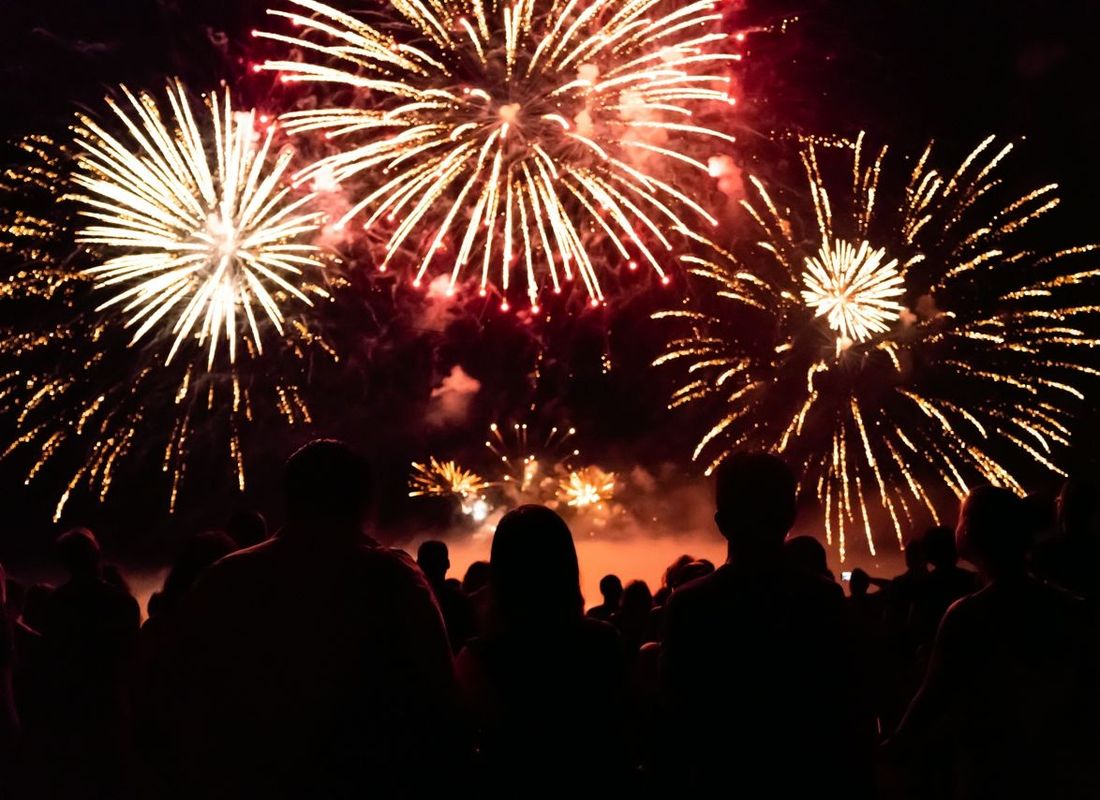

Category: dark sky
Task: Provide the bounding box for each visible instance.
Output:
[0,0,1097,562]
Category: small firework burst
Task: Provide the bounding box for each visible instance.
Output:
[557,465,616,508]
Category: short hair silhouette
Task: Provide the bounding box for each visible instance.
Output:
[714,452,797,541]
[903,537,926,570]
[598,574,623,602]
[849,568,871,597]
[55,528,101,578]
[283,439,372,524]
[462,560,491,594]
[417,540,450,582]
[959,485,1028,571]
[226,510,268,548]
[785,535,829,576]
[156,531,238,614]
[923,525,959,569]
[621,579,653,612]
[490,505,583,623]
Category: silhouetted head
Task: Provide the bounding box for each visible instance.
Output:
[1058,476,1100,539]
[784,535,829,577]
[462,560,491,594]
[598,574,623,606]
[490,505,583,626]
[155,531,237,617]
[849,568,871,598]
[55,528,101,580]
[923,526,958,570]
[958,485,1029,578]
[226,510,268,549]
[902,538,926,572]
[662,555,694,592]
[1021,493,1057,540]
[714,452,797,551]
[283,439,372,529]
[417,540,450,584]
[620,580,653,615]
[675,559,715,587]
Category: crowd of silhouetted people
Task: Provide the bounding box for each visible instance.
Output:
[2,440,1100,798]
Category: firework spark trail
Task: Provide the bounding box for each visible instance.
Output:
[485,420,578,494]
[0,85,336,520]
[257,0,739,306]
[654,134,1100,560]
[71,80,328,367]
[410,456,490,498]
[409,456,493,519]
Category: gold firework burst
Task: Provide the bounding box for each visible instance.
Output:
[410,456,491,499]
[72,80,328,366]
[0,85,336,521]
[654,133,1100,560]
[257,0,738,305]
[557,465,616,508]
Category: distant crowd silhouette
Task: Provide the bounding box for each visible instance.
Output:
[2,440,1100,798]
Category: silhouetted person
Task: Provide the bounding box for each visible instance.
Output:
[225,509,268,549]
[146,531,238,621]
[587,574,622,622]
[157,440,456,799]
[784,534,833,580]
[462,560,492,639]
[462,560,491,594]
[910,525,981,648]
[456,505,628,794]
[613,579,655,655]
[662,452,872,795]
[37,528,140,798]
[884,538,927,635]
[1033,476,1100,600]
[653,554,694,607]
[418,539,473,652]
[891,486,1100,798]
[135,531,239,780]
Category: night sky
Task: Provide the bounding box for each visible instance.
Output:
[0,0,1097,564]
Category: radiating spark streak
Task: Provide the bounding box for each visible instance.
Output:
[258,0,738,301]
[0,88,336,518]
[653,134,1100,559]
[72,81,326,367]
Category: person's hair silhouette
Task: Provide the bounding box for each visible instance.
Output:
[958,485,1029,578]
[283,439,372,528]
[598,574,623,605]
[714,451,797,555]
[226,510,267,549]
[55,528,102,580]
[490,504,583,624]
[417,540,450,585]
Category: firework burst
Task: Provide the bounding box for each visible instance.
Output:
[257,0,738,306]
[72,80,328,366]
[485,419,578,494]
[557,465,616,508]
[654,134,1100,559]
[0,83,335,520]
[409,456,492,519]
